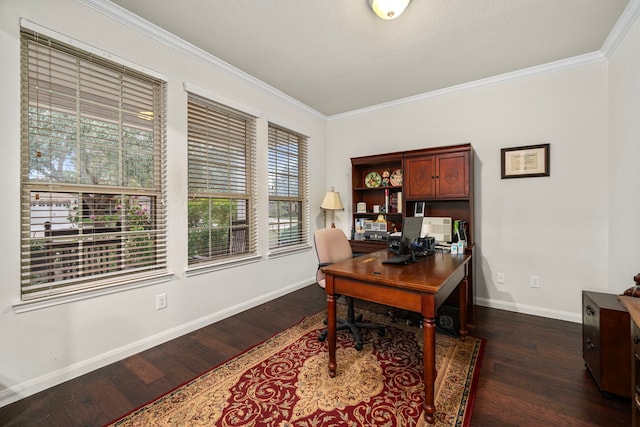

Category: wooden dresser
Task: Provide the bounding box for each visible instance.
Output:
[582,291,630,398]
[618,295,640,426]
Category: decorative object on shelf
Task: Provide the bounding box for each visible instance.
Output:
[390,169,403,187]
[354,218,366,238]
[381,170,391,187]
[320,187,344,228]
[414,201,425,217]
[384,188,390,213]
[368,0,411,20]
[623,286,640,298]
[501,143,550,179]
[622,273,640,297]
[356,201,367,213]
[364,171,382,188]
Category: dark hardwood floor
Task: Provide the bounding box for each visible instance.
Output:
[0,285,630,426]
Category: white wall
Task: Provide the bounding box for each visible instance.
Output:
[327,62,612,322]
[608,13,640,289]
[0,0,326,406]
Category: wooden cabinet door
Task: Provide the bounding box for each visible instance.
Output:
[404,156,436,199]
[436,151,469,198]
[405,151,469,200]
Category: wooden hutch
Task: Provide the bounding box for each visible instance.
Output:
[349,143,475,324]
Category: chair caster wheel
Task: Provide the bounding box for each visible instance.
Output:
[377,327,385,337]
[355,343,363,351]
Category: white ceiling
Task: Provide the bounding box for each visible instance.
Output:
[108,0,630,116]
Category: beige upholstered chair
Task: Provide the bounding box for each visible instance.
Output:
[314,228,384,351]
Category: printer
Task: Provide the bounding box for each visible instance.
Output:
[364,220,388,242]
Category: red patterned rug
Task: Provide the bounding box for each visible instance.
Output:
[107,308,484,426]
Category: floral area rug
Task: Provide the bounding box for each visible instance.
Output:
[107,307,484,427]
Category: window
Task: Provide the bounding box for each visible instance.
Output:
[187,93,257,264]
[268,124,309,250]
[20,29,167,300]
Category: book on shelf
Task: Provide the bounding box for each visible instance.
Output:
[388,191,402,213]
[384,188,389,213]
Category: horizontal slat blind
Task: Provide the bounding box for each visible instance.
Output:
[20,29,167,300]
[268,124,309,249]
[187,93,257,264]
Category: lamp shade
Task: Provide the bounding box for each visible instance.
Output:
[321,190,344,210]
[369,0,411,20]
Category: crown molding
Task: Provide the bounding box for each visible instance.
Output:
[81,0,638,122]
[328,51,606,121]
[79,0,325,119]
[601,0,640,57]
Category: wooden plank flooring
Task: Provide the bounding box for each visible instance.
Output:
[0,285,630,426]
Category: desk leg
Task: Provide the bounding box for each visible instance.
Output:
[423,316,436,424]
[327,291,337,378]
[458,276,469,339]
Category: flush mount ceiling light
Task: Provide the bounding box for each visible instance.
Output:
[369,0,411,20]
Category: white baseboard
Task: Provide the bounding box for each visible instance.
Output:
[475,297,581,324]
[0,278,316,408]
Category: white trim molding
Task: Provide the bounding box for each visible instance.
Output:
[79,0,325,119]
[0,275,316,408]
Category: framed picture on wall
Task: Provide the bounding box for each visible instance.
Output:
[414,202,425,217]
[501,143,550,179]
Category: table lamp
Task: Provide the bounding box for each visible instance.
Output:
[321,187,344,228]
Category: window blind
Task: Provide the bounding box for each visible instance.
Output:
[187,93,257,264]
[20,29,167,300]
[268,124,309,249]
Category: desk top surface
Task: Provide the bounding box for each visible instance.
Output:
[321,250,471,293]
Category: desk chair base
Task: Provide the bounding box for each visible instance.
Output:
[318,297,385,351]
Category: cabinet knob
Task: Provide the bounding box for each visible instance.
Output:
[585,338,595,350]
[585,305,595,316]
[634,335,640,345]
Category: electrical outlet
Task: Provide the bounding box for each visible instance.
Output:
[156,293,167,310]
[530,275,540,288]
[497,272,505,284]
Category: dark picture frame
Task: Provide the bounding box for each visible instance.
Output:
[501,143,550,179]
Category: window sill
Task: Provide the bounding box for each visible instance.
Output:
[12,272,174,314]
[268,244,312,259]
[185,254,262,277]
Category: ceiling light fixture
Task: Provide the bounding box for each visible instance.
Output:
[369,0,411,20]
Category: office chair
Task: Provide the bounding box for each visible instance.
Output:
[314,228,384,351]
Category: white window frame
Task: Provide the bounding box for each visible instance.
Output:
[19,27,168,302]
[186,92,258,266]
[268,123,309,252]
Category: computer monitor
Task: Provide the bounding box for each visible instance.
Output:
[399,216,424,255]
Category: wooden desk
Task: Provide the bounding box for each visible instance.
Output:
[322,250,471,424]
